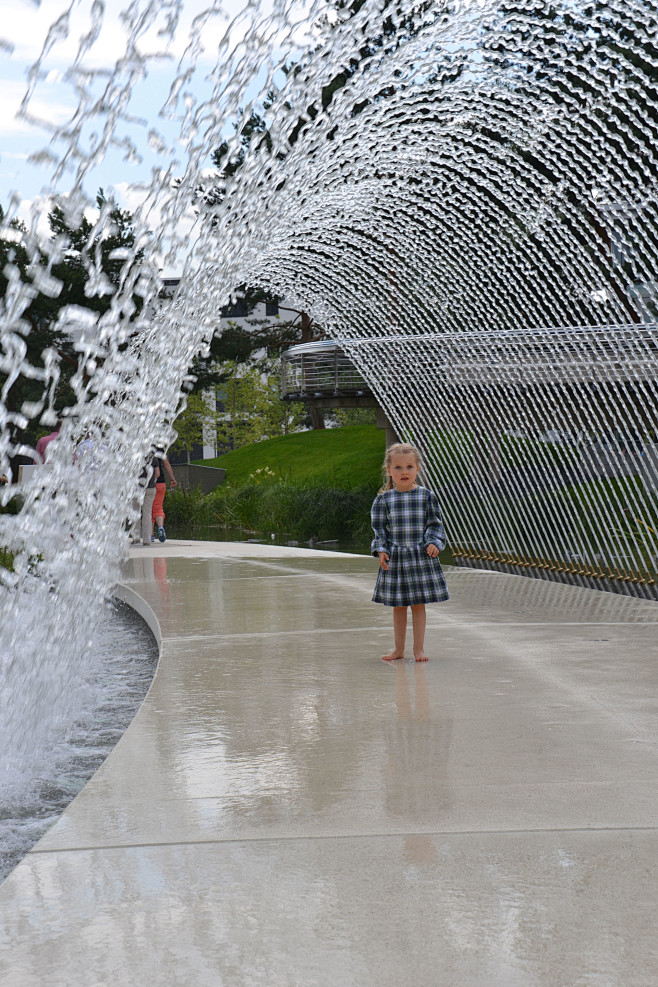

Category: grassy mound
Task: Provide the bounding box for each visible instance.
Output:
[194,425,385,489]
[165,425,387,547]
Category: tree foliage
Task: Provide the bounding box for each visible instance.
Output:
[477,0,658,321]
[214,360,306,451]
[1,192,144,457]
[170,391,221,464]
[0,209,73,444]
[196,0,441,371]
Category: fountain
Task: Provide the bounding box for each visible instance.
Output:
[2,0,658,791]
[0,600,158,882]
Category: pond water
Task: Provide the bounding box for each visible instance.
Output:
[167,525,456,568]
[167,523,374,556]
[0,601,158,885]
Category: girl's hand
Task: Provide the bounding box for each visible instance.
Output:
[426,544,439,558]
[378,552,390,570]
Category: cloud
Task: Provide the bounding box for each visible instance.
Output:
[0,79,74,137]
[0,0,264,67]
[0,0,309,154]
[13,194,58,240]
[114,180,200,277]
[0,0,317,219]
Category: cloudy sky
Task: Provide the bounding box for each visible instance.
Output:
[0,0,314,268]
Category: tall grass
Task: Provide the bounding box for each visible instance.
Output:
[441,474,658,568]
[165,479,378,544]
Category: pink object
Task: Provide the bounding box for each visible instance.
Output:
[36,430,60,462]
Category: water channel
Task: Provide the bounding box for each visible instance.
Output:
[0,601,158,884]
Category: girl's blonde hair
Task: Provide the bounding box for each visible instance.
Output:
[379,442,422,492]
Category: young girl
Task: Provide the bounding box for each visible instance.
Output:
[371,442,449,662]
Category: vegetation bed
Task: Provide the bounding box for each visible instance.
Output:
[165,426,385,546]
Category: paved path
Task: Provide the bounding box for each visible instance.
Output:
[1,542,658,986]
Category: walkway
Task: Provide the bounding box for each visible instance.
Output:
[1,542,658,985]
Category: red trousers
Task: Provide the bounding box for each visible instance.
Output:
[151,483,166,522]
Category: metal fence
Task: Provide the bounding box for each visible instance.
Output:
[281,342,370,398]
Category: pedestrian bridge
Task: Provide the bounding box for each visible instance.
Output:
[281,340,373,400]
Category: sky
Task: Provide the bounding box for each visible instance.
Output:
[0,0,316,272]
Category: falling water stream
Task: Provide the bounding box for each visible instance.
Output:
[2,0,658,827]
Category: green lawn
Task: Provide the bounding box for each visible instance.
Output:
[194,425,385,489]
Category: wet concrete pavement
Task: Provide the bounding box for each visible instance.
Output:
[1,542,658,985]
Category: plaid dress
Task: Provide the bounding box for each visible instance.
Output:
[371,486,449,607]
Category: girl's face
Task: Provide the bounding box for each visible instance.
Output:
[387,452,419,491]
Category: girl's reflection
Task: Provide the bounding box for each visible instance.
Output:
[394,660,429,720]
[385,661,452,862]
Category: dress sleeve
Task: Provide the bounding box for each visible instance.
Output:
[370,494,390,557]
[423,489,447,551]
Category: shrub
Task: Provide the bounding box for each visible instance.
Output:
[164,486,215,526]
[166,478,380,546]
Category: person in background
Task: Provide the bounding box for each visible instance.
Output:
[151,450,177,542]
[132,454,159,546]
[36,420,62,462]
[74,430,108,471]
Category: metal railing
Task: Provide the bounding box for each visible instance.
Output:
[281,324,658,396]
[281,341,371,398]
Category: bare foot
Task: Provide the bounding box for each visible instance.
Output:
[382,651,405,661]
[414,652,429,662]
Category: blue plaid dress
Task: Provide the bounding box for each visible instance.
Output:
[371,486,449,607]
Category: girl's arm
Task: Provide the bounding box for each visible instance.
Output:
[370,495,390,558]
[423,490,447,553]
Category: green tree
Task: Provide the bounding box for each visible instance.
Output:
[171,391,221,464]
[261,369,307,437]
[186,286,328,401]
[192,0,441,398]
[216,363,271,451]
[477,0,658,323]
[333,407,377,427]
[214,360,307,450]
[1,192,145,475]
[187,304,317,392]
[1,212,79,486]
[48,189,144,315]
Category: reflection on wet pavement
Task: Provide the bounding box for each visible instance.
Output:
[1,543,657,986]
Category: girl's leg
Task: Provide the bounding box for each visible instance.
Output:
[141,488,156,545]
[382,606,407,660]
[152,485,166,540]
[411,604,428,661]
